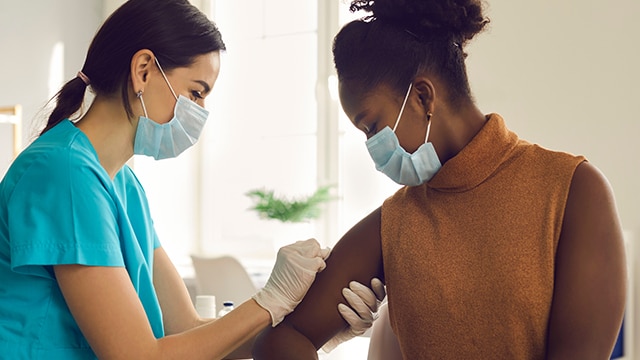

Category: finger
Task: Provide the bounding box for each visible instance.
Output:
[316,257,327,272]
[337,302,359,324]
[349,281,378,312]
[371,278,386,301]
[282,238,318,255]
[299,255,327,273]
[276,240,315,265]
[338,303,370,334]
[298,238,321,255]
[319,246,331,260]
[342,287,373,320]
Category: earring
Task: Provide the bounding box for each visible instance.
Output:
[137,90,148,118]
[425,112,434,142]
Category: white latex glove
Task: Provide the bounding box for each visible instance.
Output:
[322,278,386,353]
[252,239,331,326]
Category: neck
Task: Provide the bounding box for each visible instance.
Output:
[430,100,487,164]
[75,95,138,179]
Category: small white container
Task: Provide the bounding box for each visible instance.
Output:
[195,295,217,319]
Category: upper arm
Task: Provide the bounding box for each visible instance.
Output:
[253,207,384,358]
[546,161,626,359]
[54,264,158,359]
[153,247,202,334]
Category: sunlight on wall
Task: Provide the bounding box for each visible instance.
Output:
[197,1,319,267]
[48,42,64,98]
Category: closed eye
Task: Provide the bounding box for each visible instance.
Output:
[365,123,377,136]
[192,90,204,100]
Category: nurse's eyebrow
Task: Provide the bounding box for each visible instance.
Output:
[193,80,212,94]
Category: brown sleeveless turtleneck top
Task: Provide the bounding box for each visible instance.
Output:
[381,114,586,359]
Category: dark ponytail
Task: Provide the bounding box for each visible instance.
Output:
[40,0,225,135]
[333,0,489,102]
[41,77,89,134]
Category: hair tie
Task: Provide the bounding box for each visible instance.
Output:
[77,71,90,86]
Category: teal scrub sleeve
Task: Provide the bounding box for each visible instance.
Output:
[7,148,125,277]
[153,231,161,249]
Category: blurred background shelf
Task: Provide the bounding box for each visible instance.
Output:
[0,104,22,176]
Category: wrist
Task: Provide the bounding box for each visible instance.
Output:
[251,292,283,327]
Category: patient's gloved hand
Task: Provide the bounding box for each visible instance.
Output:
[252,239,331,326]
[322,278,386,353]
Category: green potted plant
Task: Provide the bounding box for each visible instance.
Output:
[245,185,335,223]
[245,185,336,252]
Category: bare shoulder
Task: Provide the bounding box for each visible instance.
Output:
[546,161,626,359]
[567,161,615,207]
[562,161,623,248]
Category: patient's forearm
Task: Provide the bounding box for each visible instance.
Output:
[253,323,318,360]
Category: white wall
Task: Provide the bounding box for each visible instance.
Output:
[0,0,104,170]
[465,0,640,238]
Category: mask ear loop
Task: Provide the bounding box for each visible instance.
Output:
[137,90,149,118]
[392,83,413,132]
[154,57,178,100]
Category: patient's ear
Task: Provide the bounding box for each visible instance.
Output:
[412,77,436,114]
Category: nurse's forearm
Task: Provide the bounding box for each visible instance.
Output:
[158,299,270,359]
[55,264,271,360]
[253,323,319,360]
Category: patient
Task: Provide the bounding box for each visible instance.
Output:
[252,0,626,358]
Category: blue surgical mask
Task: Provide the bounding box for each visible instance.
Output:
[134,58,209,160]
[365,83,442,186]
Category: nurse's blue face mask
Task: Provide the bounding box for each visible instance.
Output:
[365,83,442,186]
[133,58,209,160]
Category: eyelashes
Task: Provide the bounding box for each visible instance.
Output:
[364,123,377,136]
[191,90,204,100]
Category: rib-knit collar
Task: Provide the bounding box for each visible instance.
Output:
[427,113,519,192]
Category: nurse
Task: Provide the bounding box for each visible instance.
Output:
[0,0,383,358]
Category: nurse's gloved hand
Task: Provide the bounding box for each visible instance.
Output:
[252,238,331,326]
[322,278,386,353]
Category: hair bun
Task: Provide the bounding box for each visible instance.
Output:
[350,0,489,44]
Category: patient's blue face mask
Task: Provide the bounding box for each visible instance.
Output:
[365,83,442,186]
[134,58,209,160]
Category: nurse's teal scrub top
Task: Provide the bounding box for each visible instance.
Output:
[0,119,164,359]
